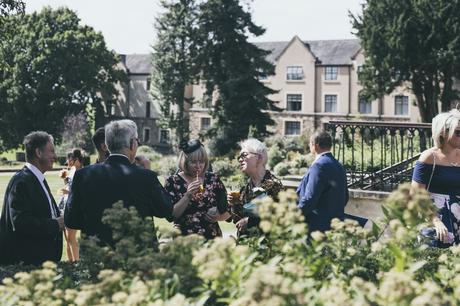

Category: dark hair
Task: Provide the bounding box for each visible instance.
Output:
[92,127,106,151]
[179,139,203,154]
[311,130,333,150]
[23,131,53,161]
[67,148,84,163]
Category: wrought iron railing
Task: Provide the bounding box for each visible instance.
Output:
[325,120,433,191]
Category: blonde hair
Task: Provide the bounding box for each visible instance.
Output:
[178,146,209,175]
[432,109,460,148]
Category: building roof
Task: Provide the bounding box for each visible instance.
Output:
[121,38,361,74]
[254,39,361,65]
[123,54,152,74]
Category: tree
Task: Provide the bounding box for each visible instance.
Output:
[151,0,199,144]
[351,0,460,122]
[0,0,24,17]
[197,0,280,155]
[0,7,125,151]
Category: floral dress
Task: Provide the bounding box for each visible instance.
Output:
[412,161,460,247]
[165,172,228,239]
[231,170,284,236]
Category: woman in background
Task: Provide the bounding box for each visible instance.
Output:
[59,148,84,262]
[412,109,460,247]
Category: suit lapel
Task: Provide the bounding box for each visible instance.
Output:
[23,167,55,218]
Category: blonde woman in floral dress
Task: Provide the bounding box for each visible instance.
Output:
[228,138,284,236]
[165,139,230,239]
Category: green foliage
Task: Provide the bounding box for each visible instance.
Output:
[211,157,238,178]
[0,0,24,17]
[0,7,125,151]
[351,0,460,121]
[198,0,281,156]
[273,162,290,176]
[267,145,285,169]
[2,184,460,305]
[152,0,200,143]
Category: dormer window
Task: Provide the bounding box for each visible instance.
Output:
[325,66,338,80]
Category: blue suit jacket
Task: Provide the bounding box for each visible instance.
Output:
[296,152,348,232]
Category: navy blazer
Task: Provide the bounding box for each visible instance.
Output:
[64,155,173,246]
[296,152,349,232]
[0,167,62,265]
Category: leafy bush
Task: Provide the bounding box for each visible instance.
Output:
[267,145,285,170]
[2,184,459,305]
[212,157,238,178]
[273,162,290,176]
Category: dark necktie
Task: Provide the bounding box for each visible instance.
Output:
[43,178,59,217]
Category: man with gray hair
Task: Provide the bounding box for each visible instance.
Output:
[0,131,63,265]
[65,119,174,247]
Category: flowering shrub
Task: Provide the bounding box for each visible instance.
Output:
[1,184,460,305]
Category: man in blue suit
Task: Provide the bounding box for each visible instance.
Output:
[297,131,348,233]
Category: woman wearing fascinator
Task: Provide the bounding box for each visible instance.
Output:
[164,139,231,239]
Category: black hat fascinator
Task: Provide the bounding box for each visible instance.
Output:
[179,139,203,154]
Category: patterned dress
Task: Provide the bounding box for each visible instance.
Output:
[165,172,228,239]
[231,170,284,236]
[412,161,460,247]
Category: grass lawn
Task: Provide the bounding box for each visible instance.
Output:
[0,170,237,261]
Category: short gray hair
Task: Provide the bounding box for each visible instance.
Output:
[432,109,460,148]
[105,119,138,153]
[240,138,268,166]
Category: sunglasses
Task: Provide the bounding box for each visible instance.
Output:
[237,151,260,161]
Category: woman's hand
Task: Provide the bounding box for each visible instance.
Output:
[236,217,249,232]
[185,179,202,200]
[205,207,231,222]
[434,217,449,243]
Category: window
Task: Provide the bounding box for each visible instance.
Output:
[143,128,150,143]
[200,117,211,130]
[146,78,151,91]
[358,97,372,114]
[324,95,337,113]
[325,66,338,80]
[285,121,301,136]
[357,65,364,73]
[160,129,170,144]
[286,94,302,111]
[395,95,409,115]
[286,66,304,80]
[146,101,151,118]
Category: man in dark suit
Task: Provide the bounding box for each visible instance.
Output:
[297,131,349,233]
[65,119,176,247]
[0,131,64,265]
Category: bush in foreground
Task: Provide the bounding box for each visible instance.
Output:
[1,184,459,305]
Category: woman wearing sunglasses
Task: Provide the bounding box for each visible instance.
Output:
[412,109,460,247]
[228,138,284,236]
[164,139,230,239]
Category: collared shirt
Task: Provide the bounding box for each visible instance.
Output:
[109,153,131,162]
[25,162,57,218]
[313,151,332,164]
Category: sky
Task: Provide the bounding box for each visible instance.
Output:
[26,0,365,54]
